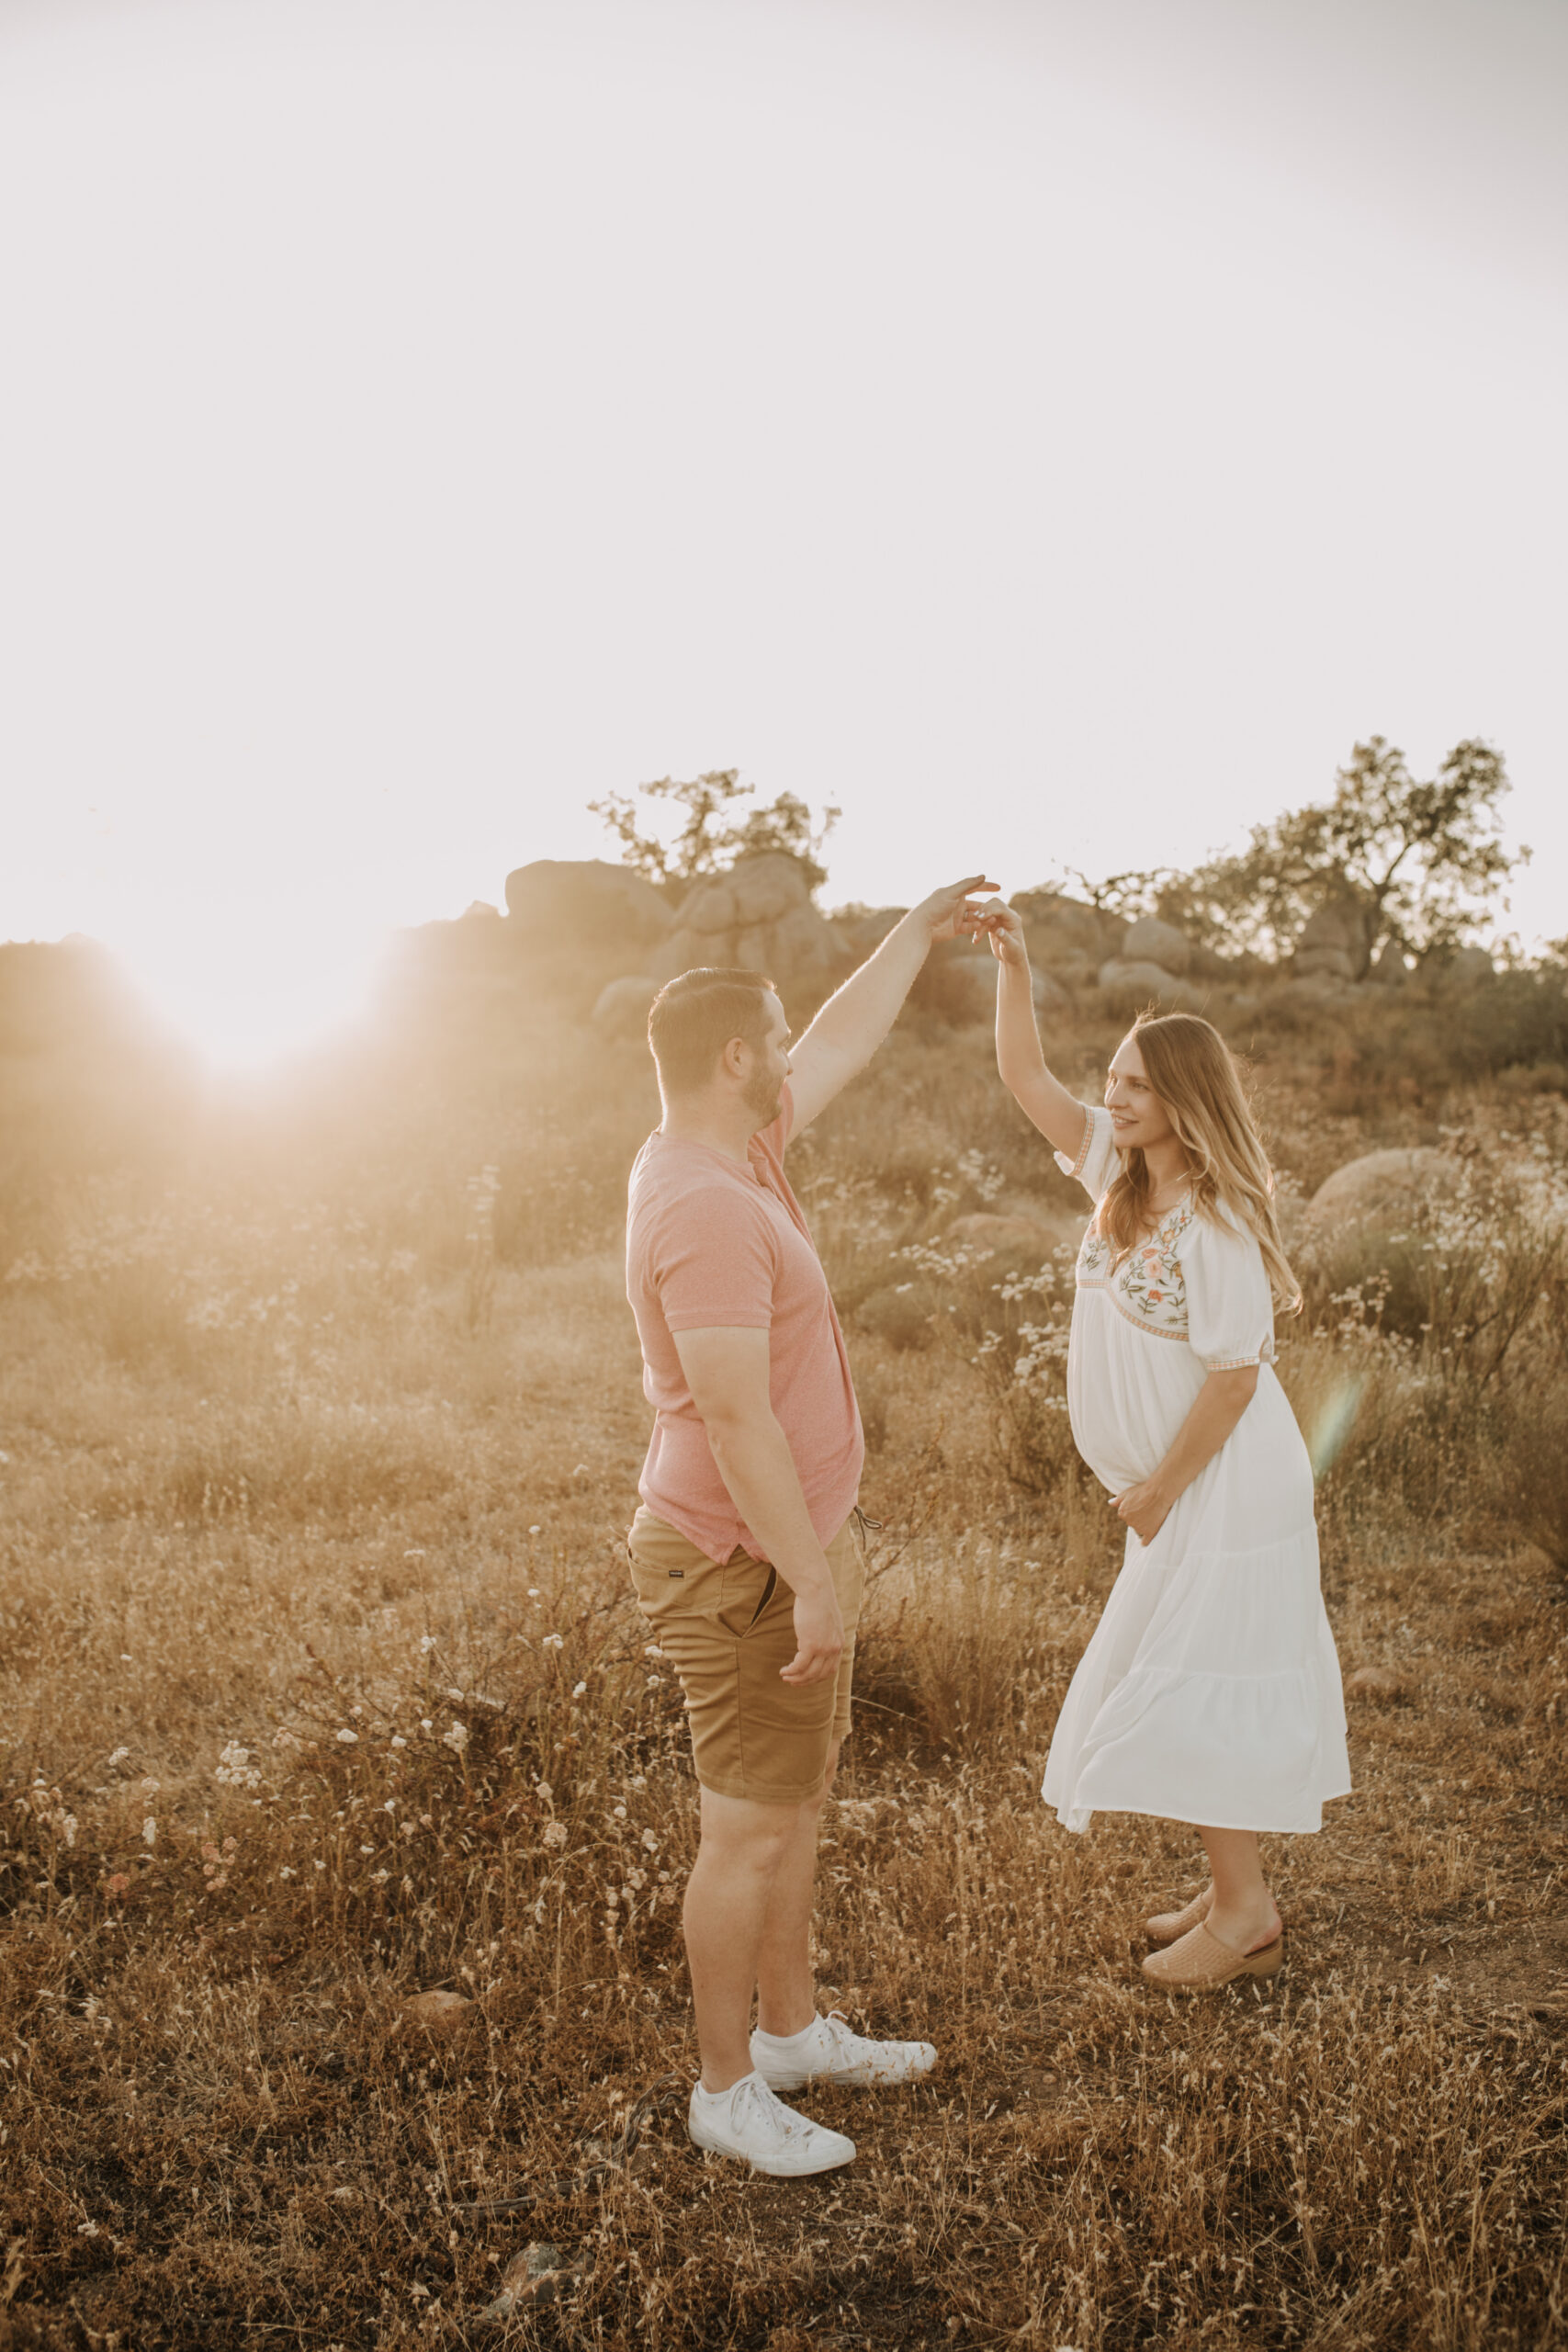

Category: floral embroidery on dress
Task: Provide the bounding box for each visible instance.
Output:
[1076,1198,1195,1340]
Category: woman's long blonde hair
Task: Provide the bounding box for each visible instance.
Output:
[1099,1012,1301,1311]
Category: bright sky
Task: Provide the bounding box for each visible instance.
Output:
[3,0,1564,1060]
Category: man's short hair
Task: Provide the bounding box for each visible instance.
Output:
[648,968,778,1093]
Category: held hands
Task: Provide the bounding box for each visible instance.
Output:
[1113,1480,1172,1545]
[781,1579,847,1688]
[914,875,1001,943]
[972,899,1028,968]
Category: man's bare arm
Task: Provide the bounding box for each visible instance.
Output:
[785,872,998,1133]
[671,1324,845,1687]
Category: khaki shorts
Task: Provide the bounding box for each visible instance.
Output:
[626,1506,866,1805]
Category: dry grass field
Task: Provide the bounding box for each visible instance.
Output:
[3,948,1567,2351]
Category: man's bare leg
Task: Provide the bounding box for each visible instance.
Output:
[754,1741,840,2038]
[683,1788,798,2092]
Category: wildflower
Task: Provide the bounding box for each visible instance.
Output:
[571,1680,588,1699]
[613,1804,626,1820]
[359,1843,376,1856]
[541,1821,568,1849]
[278,1867,296,1880]
[390,1735,407,1749]
[644,1644,665,1659]
[336,1729,358,1746]
[542,1634,564,1651]
[272,1728,299,1750]
[419,1634,435,1653]
[443,1723,469,1754]
[105,1872,130,1897]
[107,1747,130,1770]
[446,1687,464,1702]
[528,1525,541,1536]
[641,1828,659,1851]
[215,1742,262,1790]
[141,1817,157,1849]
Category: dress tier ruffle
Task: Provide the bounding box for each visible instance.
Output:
[1041,1104,1351,1837]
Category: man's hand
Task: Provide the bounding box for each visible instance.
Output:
[1113,1479,1172,1544]
[781,1579,846,1687]
[912,874,1000,943]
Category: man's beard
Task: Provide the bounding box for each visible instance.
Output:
[742,1069,783,1128]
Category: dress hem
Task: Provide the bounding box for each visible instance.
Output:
[1044,1786,1354,1838]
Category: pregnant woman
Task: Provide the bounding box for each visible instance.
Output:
[982,903,1349,1987]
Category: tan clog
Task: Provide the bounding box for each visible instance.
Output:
[1140,1920,1284,1989]
[1145,1885,1213,1941]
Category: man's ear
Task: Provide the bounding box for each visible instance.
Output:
[719,1034,749,1081]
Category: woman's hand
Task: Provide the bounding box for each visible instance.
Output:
[1113,1479,1172,1544]
[974,899,1029,968]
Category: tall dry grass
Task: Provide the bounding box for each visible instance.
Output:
[2,978,1566,2349]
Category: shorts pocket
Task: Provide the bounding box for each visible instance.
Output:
[717,1558,778,1638]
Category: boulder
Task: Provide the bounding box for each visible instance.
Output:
[591,975,657,1038]
[505,860,673,949]
[1097,958,1203,1012]
[649,884,841,989]
[728,852,811,927]
[674,880,738,936]
[1292,946,1358,982]
[1121,915,1191,976]
[1295,897,1375,980]
[1011,888,1121,967]
[1304,1148,1460,1236]
[829,906,904,958]
[766,899,840,978]
[1032,967,1072,1014]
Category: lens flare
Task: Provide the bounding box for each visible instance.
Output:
[1307,1374,1365,1483]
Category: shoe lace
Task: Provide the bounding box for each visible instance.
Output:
[733,2072,799,2138]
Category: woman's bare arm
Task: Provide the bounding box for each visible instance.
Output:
[983,902,1089,1161]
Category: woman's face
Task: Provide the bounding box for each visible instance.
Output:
[1104,1035,1179,1154]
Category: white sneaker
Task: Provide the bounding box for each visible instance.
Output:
[687,2070,855,2177]
[750,2009,938,2091]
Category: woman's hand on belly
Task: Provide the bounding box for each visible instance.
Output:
[1112,1476,1173,1544]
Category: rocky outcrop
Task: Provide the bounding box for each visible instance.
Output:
[1010,889,1121,972]
[1097,958,1203,1012]
[1294,897,1376,982]
[505,860,674,950]
[591,975,658,1038]
[650,854,840,986]
[1121,915,1191,976]
[1303,1148,1460,1236]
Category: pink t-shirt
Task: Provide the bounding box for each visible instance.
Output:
[626,1084,864,1564]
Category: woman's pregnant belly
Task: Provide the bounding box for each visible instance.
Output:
[1066,1290,1207,1495]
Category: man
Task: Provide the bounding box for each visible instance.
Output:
[625,875,997,2176]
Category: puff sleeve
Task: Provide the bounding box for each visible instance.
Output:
[1179,1209,1277,1371]
[1053,1103,1119,1202]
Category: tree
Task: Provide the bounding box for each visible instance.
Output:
[588,770,840,902]
[1176,737,1525,967]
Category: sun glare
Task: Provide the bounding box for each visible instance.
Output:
[123,926,385,1071]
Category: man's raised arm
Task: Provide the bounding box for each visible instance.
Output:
[785,873,997,1132]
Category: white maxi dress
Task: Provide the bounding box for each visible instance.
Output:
[1041,1105,1351,1836]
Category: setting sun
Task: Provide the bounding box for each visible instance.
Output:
[120,920,386,1070]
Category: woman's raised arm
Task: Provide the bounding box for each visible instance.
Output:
[980,902,1089,1162]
